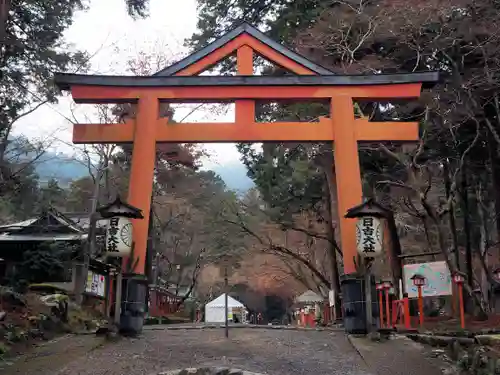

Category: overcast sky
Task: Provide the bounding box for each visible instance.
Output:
[13,0,242,169]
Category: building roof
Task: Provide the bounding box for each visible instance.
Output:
[0,208,108,241]
[154,22,334,76]
[295,290,324,303]
[65,213,109,231]
[206,293,245,308]
[97,195,144,219]
[344,197,391,218]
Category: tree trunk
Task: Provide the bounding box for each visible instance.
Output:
[460,164,474,312]
[478,200,490,307]
[0,0,10,45]
[443,159,460,270]
[74,164,104,304]
[476,185,495,310]
[487,135,500,241]
[424,203,488,317]
[324,173,342,320]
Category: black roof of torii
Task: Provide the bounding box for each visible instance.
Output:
[53,23,440,90]
[154,22,334,76]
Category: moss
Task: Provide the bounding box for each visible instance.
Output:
[0,342,9,357]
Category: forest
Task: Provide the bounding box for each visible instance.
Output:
[1,0,500,317]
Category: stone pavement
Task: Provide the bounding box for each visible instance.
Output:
[347,334,451,375]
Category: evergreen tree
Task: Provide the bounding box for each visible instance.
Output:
[187,0,332,49]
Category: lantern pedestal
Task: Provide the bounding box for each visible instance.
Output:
[119,273,149,335]
[340,274,380,334]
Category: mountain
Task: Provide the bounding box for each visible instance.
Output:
[33,150,254,192]
[34,153,89,187]
[208,162,254,193]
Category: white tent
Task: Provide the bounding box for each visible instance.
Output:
[204,294,246,323]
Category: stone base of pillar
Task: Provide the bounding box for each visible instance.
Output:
[119,273,149,336]
[340,273,380,334]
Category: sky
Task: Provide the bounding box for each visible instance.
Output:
[13,0,243,170]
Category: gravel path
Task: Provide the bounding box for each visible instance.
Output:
[50,328,372,375]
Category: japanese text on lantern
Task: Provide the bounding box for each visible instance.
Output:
[105,216,132,257]
[356,216,383,257]
[107,217,119,253]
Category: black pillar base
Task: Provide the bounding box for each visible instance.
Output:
[119,273,148,336]
[340,273,380,334]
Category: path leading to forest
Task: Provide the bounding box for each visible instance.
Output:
[1,327,449,375]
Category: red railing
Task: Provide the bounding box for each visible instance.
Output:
[391,297,411,329]
[149,288,182,317]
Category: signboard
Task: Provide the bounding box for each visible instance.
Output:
[403,261,452,298]
[105,216,132,257]
[85,271,106,297]
[355,216,383,257]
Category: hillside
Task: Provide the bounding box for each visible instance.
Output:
[33,150,254,192]
[34,153,89,187]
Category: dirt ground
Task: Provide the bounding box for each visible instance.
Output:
[0,334,106,375]
[1,328,372,375]
[413,314,500,333]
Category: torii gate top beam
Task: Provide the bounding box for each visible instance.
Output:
[54,72,439,104]
[55,72,438,94]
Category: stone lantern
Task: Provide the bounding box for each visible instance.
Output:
[97,195,147,335]
[452,271,466,329]
[410,273,426,328]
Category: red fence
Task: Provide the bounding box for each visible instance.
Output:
[149,288,182,317]
[391,297,411,329]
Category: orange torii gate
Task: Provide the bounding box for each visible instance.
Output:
[55,23,437,287]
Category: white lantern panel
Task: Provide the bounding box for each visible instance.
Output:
[355,216,383,257]
[105,216,133,257]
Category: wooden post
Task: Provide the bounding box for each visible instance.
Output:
[385,288,391,327]
[331,96,362,274]
[114,271,123,325]
[224,265,229,338]
[458,283,465,329]
[365,261,373,333]
[378,289,384,328]
[403,297,411,329]
[126,95,158,275]
[236,45,255,123]
[417,286,424,328]
[105,273,112,318]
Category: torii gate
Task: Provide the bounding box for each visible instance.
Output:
[55,23,438,279]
